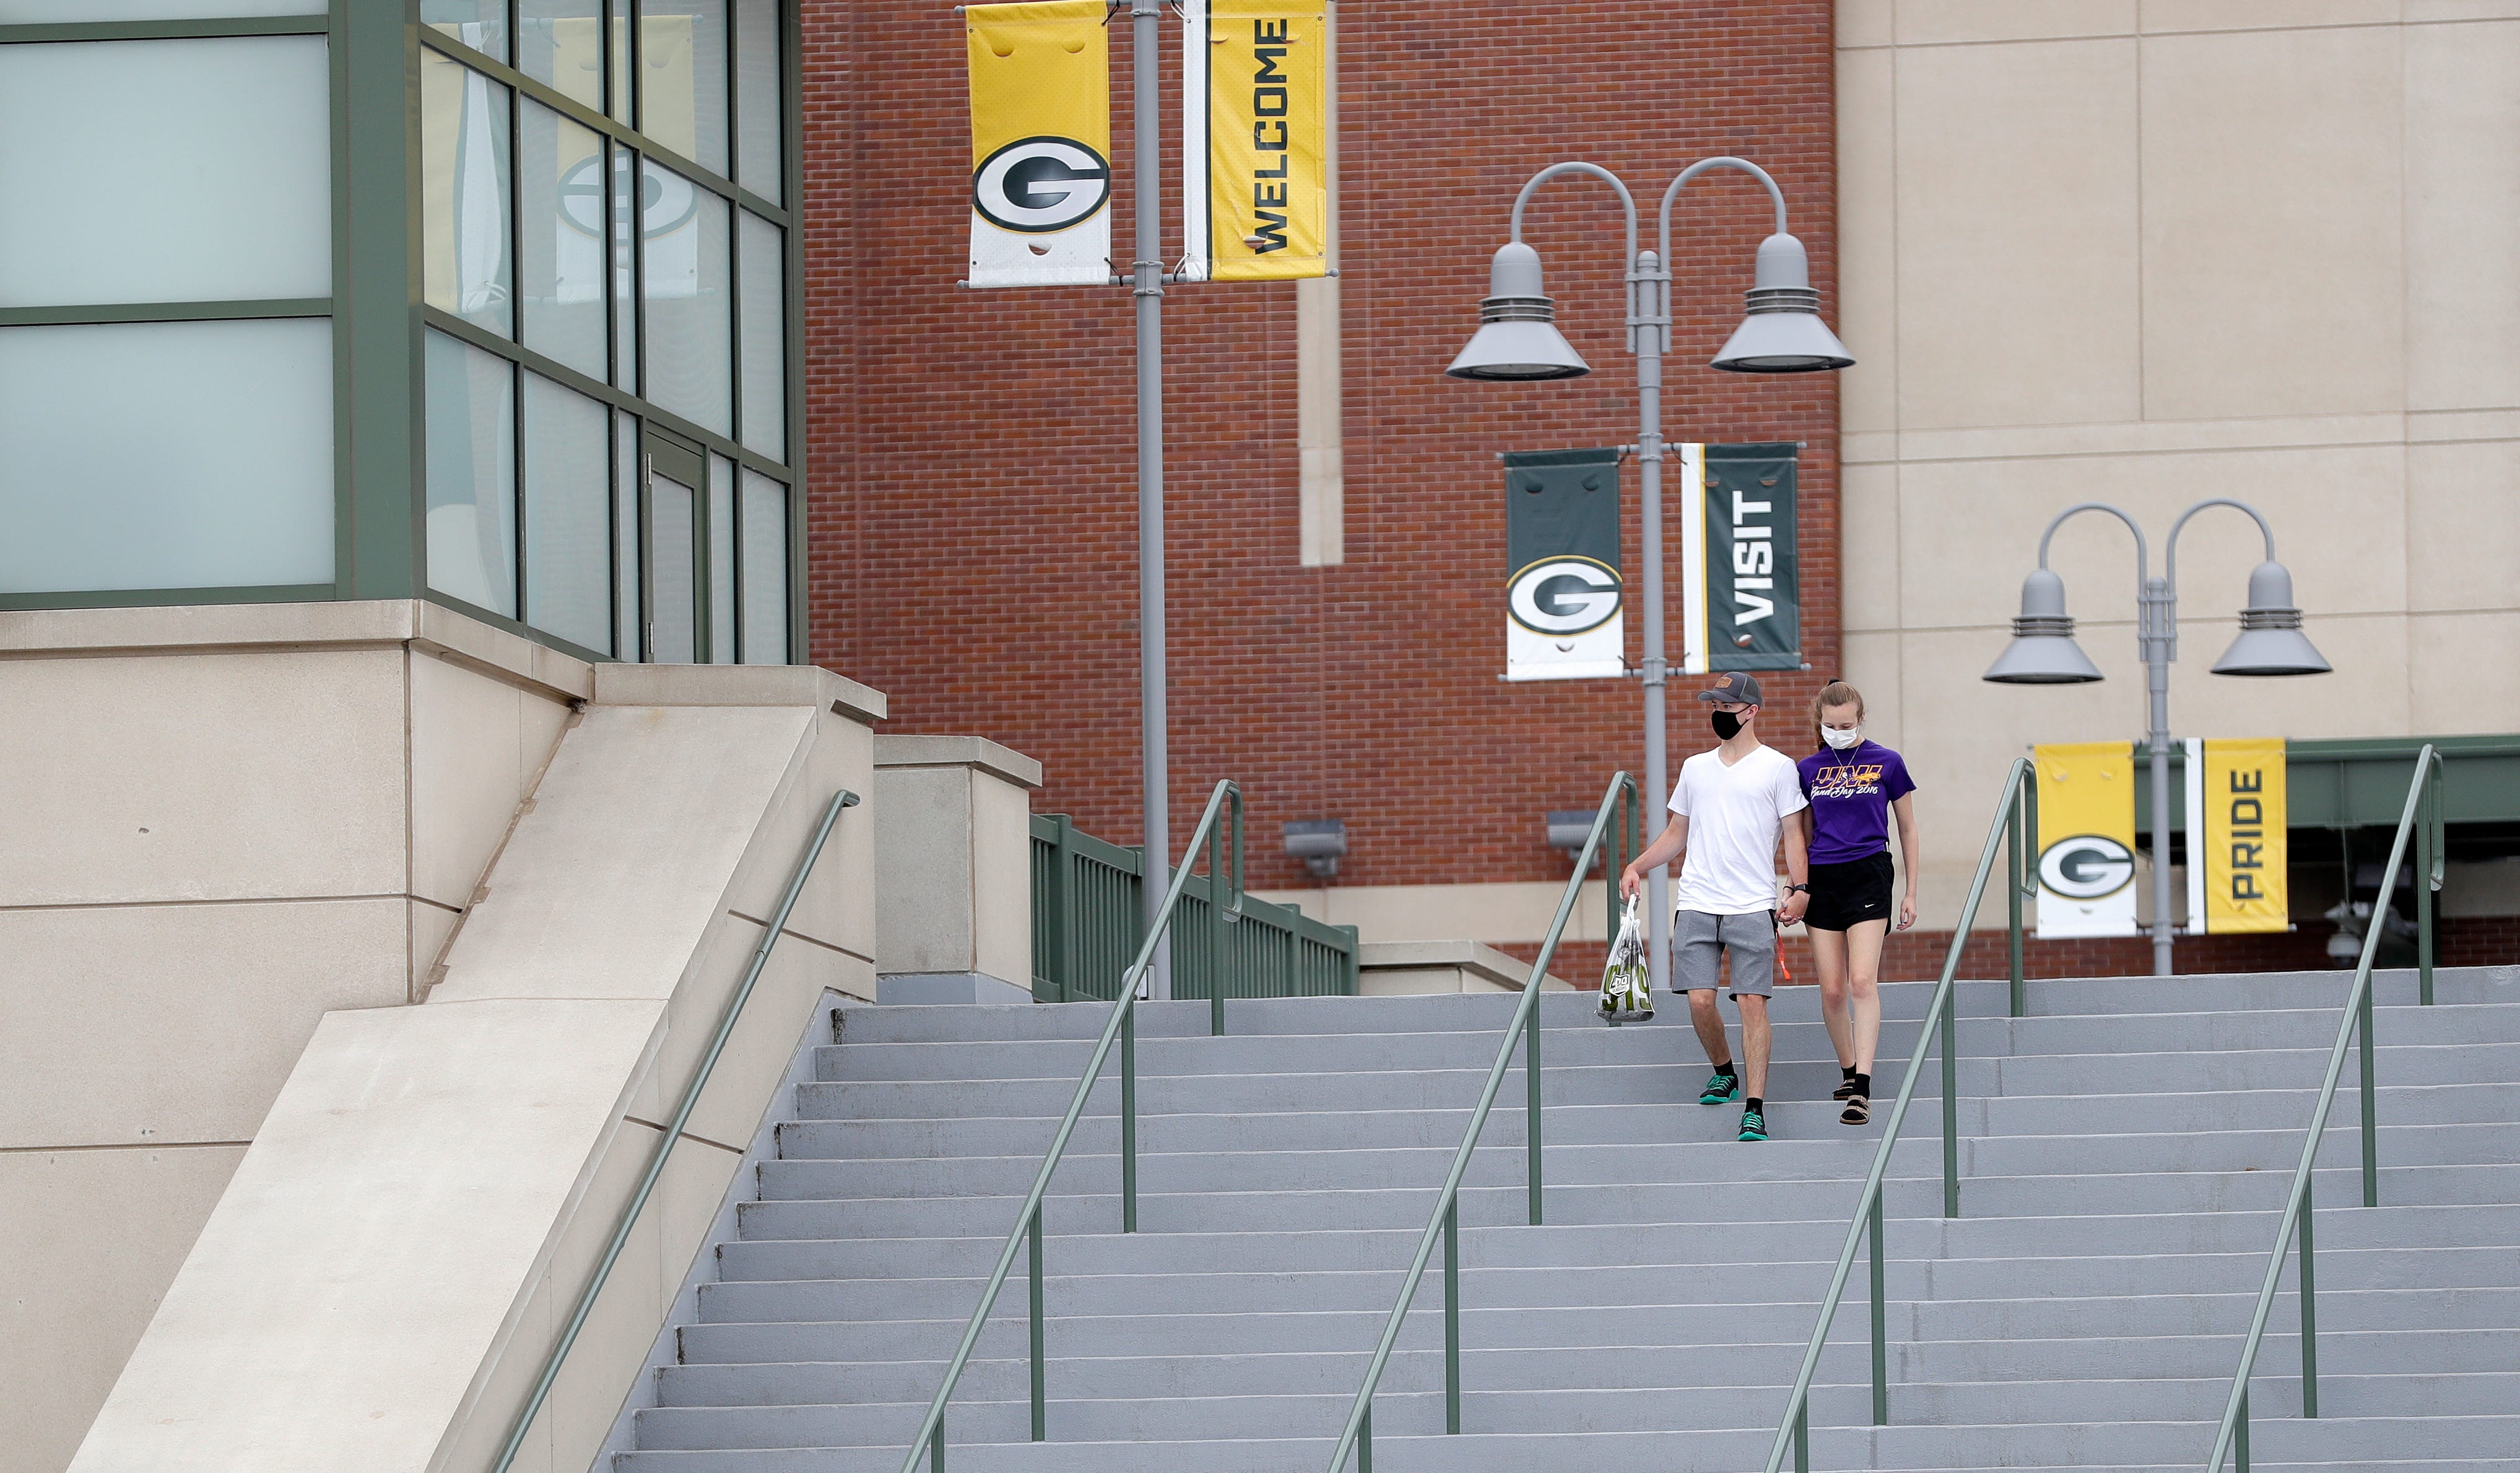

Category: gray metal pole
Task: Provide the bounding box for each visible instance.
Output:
[2144,586,2175,977]
[1131,0,1170,998]
[1633,253,1670,999]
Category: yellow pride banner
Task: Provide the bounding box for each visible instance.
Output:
[2033,741,2140,939]
[1182,0,1329,282]
[2201,738,2288,933]
[965,0,1110,288]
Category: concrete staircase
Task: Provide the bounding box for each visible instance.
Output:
[609,965,2520,1472]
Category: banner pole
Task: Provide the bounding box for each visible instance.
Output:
[1132,0,1171,999]
[1634,258,1670,1002]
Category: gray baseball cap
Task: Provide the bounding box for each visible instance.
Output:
[1695,672,1763,705]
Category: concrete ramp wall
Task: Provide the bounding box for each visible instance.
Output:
[66,667,882,1473]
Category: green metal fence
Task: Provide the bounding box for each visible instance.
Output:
[1031,813,1359,1003]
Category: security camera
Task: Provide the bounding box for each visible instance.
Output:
[1283,819,1347,880]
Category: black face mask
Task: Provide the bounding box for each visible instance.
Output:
[1711,710,1745,740]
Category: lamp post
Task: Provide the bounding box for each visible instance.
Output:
[1984,498,2331,975]
[1448,157,1851,1001]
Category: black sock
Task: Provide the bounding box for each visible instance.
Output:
[1746,1096,1765,1113]
[1714,1063,1739,1082]
[1841,1063,1857,1084]
[1853,1072,1872,1098]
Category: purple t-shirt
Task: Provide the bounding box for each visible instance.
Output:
[1797,741,1916,866]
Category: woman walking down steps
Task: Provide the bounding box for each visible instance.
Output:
[1796,680,1919,1127]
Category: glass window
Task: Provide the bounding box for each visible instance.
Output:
[425,329,518,616]
[641,160,732,437]
[0,1,321,17]
[521,1,606,113]
[0,319,332,594]
[648,462,697,663]
[614,412,642,659]
[610,143,640,390]
[422,53,515,337]
[737,211,784,458]
[520,100,609,381]
[523,373,613,654]
[639,0,728,175]
[733,0,781,204]
[609,2,633,125]
[708,453,736,664]
[0,38,330,308]
[739,470,788,664]
[422,1,510,64]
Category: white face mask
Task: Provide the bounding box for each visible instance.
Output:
[1821,724,1863,750]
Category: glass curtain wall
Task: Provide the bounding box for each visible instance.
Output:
[0,7,336,602]
[420,0,797,663]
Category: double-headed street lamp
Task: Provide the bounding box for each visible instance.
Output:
[1447,157,1852,997]
[1984,498,2331,975]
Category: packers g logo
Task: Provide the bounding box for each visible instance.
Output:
[2039,834,2135,900]
[1508,557,1622,637]
[973,136,1111,233]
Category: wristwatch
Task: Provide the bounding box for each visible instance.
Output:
[1784,884,1810,895]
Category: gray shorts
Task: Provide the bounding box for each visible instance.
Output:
[1672,908,1777,998]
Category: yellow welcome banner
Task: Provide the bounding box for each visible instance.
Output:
[2201,738,2288,933]
[965,0,1110,288]
[1183,0,1329,281]
[2033,742,2140,938]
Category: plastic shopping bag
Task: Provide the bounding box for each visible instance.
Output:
[1598,893,1653,1023]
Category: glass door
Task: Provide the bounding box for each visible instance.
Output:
[643,430,705,662]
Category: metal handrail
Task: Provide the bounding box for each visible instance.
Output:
[1324,771,1641,1473]
[2204,745,2443,1472]
[899,778,1248,1473]
[487,786,860,1473]
[1762,757,2035,1472]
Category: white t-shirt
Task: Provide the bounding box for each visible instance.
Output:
[1667,744,1809,915]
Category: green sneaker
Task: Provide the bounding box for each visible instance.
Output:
[1738,1105,1768,1143]
[1698,1071,1741,1106]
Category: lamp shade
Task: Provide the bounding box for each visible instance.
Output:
[1984,568,2104,684]
[1447,242,1591,381]
[1710,233,1854,373]
[2211,560,2331,676]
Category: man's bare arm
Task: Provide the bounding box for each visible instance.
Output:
[1620,814,1688,899]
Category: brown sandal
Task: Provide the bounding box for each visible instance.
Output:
[1840,1094,1870,1126]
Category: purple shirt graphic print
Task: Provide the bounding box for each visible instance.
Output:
[1797,741,1917,866]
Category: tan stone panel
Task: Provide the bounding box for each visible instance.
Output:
[0,898,408,1150]
[635,919,857,1150]
[409,650,573,911]
[2410,609,2520,732]
[412,897,463,998]
[726,708,879,962]
[1895,443,2408,633]
[1895,37,2142,430]
[0,648,406,906]
[2156,611,2397,738]
[1841,630,1906,749]
[2407,440,2520,612]
[2140,25,2404,420]
[428,705,816,1006]
[1843,464,1903,633]
[66,997,661,1473]
[2140,0,2399,30]
[1840,0,1893,48]
[1248,879,1617,947]
[2407,0,2520,19]
[1836,43,1898,435]
[0,1145,241,1473]
[1898,0,2135,46]
[2405,20,2520,412]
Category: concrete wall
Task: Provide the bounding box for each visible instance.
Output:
[63,660,884,1473]
[0,602,583,1473]
[871,734,1043,991]
[1834,1,2520,916]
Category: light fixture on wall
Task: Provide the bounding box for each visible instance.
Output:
[1284,819,1347,880]
[1547,809,1602,864]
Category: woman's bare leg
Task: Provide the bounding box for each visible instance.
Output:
[1809,926,1855,1070]
[1844,918,1890,1075]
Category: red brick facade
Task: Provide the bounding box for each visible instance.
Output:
[799,2,1841,891]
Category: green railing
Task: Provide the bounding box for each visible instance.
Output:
[1760,757,2037,1471]
[902,779,1256,1473]
[1324,771,1643,1473]
[1032,812,1360,1003]
[487,787,859,1473]
[2204,745,2444,1472]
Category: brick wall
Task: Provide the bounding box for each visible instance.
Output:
[799,2,1841,892]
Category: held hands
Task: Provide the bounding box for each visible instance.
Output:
[1898,893,1918,931]
[1779,889,1810,926]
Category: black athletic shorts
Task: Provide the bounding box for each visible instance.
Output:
[1805,849,1895,931]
